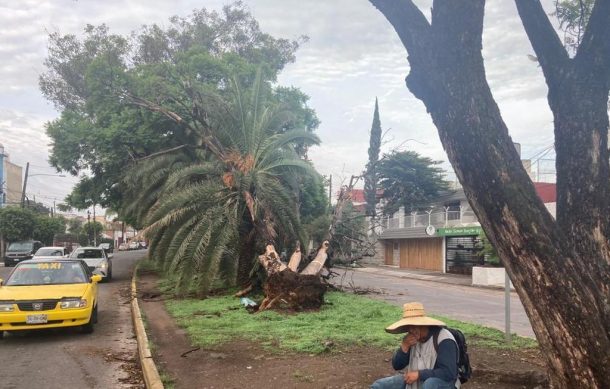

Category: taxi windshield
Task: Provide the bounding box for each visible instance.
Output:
[6,262,87,286]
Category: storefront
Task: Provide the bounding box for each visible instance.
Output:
[381,226,484,275]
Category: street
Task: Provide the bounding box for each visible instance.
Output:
[335,268,534,338]
[0,250,144,389]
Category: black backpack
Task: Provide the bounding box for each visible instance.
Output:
[433,327,472,384]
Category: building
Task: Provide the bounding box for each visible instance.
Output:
[377,183,557,275]
[0,144,23,207]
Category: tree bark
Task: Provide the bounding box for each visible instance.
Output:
[370,1,610,387]
[258,244,326,310]
[236,232,256,287]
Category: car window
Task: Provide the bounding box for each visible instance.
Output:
[73,249,104,259]
[7,242,34,252]
[35,248,65,256]
[6,262,87,286]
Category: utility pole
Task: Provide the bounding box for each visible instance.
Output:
[20,162,29,207]
[87,210,91,246]
[328,174,332,209]
[93,204,97,246]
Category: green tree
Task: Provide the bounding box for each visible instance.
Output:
[370,0,610,385]
[125,74,319,296]
[33,216,66,245]
[83,221,104,246]
[0,208,37,242]
[377,151,449,215]
[41,3,317,212]
[364,98,382,217]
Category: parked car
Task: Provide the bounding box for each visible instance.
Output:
[3,240,43,267]
[98,243,113,254]
[128,241,140,250]
[69,247,113,282]
[0,259,102,337]
[118,243,129,251]
[33,246,70,260]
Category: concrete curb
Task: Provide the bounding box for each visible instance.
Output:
[131,270,164,389]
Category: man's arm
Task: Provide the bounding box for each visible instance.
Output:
[418,339,458,382]
[392,347,410,370]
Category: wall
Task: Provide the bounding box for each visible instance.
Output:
[4,160,22,205]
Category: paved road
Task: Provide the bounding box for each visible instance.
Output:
[0,250,146,389]
[335,268,534,338]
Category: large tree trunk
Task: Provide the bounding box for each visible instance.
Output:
[370,1,610,387]
[257,244,327,311]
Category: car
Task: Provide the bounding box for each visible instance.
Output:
[128,241,140,250]
[33,246,69,260]
[0,259,102,338]
[118,243,129,251]
[98,243,113,254]
[69,247,113,282]
[3,240,43,267]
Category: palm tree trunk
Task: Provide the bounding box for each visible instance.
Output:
[236,234,256,287]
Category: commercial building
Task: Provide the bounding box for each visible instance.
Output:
[0,144,23,207]
[377,183,556,275]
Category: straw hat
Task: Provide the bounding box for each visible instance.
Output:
[385,302,446,334]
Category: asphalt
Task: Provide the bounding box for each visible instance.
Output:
[0,250,145,389]
[335,264,534,338]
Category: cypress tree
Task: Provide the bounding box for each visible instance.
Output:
[364,98,381,217]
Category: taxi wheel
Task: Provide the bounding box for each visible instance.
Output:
[0,330,10,339]
[82,305,97,334]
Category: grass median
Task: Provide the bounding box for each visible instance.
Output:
[158,286,537,354]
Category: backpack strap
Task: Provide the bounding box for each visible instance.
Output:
[433,330,440,353]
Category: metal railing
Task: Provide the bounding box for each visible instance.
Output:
[382,207,479,230]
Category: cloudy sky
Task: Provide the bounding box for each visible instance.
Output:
[0,0,559,212]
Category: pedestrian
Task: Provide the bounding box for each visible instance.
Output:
[371,302,460,389]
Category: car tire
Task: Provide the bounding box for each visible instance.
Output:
[82,305,97,334]
[106,267,112,282]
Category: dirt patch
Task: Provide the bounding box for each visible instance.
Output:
[137,274,547,389]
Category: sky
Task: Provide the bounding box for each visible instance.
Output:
[0,0,559,213]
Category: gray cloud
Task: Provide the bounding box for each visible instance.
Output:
[0,0,561,204]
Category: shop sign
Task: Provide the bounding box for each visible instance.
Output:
[436,226,483,236]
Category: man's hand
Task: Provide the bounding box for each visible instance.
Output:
[400,334,418,353]
[404,370,419,384]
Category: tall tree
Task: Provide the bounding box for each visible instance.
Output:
[41,3,317,212]
[369,0,610,387]
[377,151,449,215]
[364,99,382,217]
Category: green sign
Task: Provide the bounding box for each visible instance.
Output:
[436,226,483,236]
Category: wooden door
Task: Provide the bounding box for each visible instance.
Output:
[384,241,394,265]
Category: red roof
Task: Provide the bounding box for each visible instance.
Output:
[343,189,383,204]
[534,182,556,203]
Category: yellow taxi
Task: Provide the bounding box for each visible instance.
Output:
[0,259,102,338]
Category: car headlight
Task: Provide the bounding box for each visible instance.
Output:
[99,262,107,269]
[0,303,14,312]
[60,299,87,309]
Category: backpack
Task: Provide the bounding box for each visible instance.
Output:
[433,327,472,384]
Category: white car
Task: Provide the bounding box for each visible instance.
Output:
[69,247,113,282]
[33,246,69,260]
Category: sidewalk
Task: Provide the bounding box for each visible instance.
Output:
[353,264,472,287]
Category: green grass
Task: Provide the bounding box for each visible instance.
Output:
[163,290,537,355]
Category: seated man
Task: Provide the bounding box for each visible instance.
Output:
[371,302,459,389]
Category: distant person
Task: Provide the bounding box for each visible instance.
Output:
[371,302,459,389]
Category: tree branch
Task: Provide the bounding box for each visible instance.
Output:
[135,145,190,162]
[575,0,610,76]
[515,0,570,83]
[369,0,431,55]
